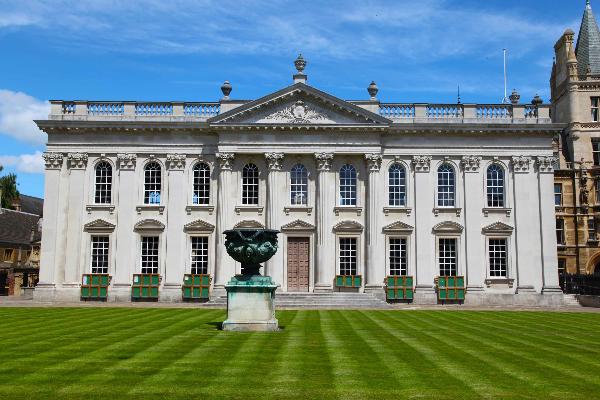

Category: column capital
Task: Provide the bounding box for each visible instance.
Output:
[314,152,334,171]
[364,153,382,172]
[411,155,431,173]
[117,153,137,170]
[511,156,531,173]
[166,154,186,170]
[67,152,88,169]
[460,155,482,172]
[535,156,557,174]
[42,152,64,170]
[265,152,285,171]
[216,152,235,170]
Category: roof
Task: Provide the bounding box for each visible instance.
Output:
[576,0,600,75]
[18,194,43,217]
[0,208,41,247]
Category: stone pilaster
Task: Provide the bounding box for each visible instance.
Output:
[314,152,335,291]
[265,152,284,281]
[461,156,484,291]
[364,153,383,291]
[215,152,236,290]
[64,153,88,288]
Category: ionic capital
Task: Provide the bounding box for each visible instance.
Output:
[42,152,64,170]
[216,152,235,170]
[460,156,482,173]
[166,154,186,170]
[67,152,88,169]
[535,156,557,174]
[364,153,382,172]
[314,152,334,171]
[117,153,137,170]
[511,156,531,173]
[411,155,431,173]
[265,152,285,171]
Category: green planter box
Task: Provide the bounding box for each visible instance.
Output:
[385,275,414,300]
[182,274,211,300]
[335,275,362,288]
[132,274,160,299]
[81,274,110,300]
[437,276,465,301]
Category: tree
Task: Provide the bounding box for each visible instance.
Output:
[0,165,20,209]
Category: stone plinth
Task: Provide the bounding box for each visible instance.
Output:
[222,275,278,331]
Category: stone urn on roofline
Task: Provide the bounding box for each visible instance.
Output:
[222,228,280,331]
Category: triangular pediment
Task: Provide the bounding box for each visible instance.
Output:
[184,219,215,233]
[482,222,514,235]
[84,219,115,232]
[382,221,414,234]
[432,221,464,234]
[208,83,390,126]
[333,220,364,233]
[281,219,316,231]
[134,219,165,232]
[233,220,265,229]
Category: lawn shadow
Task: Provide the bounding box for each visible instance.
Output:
[205,321,285,331]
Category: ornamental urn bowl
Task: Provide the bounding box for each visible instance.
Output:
[223,229,279,276]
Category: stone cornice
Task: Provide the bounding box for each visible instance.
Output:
[265,152,285,171]
[166,154,186,170]
[43,152,64,170]
[67,152,88,169]
[117,153,137,170]
[315,152,334,171]
[364,154,383,172]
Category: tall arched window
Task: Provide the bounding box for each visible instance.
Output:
[144,162,162,204]
[340,164,357,206]
[437,164,455,207]
[94,161,112,204]
[192,162,211,205]
[242,163,259,205]
[290,164,308,205]
[487,164,505,207]
[388,163,406,206]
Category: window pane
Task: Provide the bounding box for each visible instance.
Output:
[556,219,565,245]
[486,164,504,207]
[593,141,600,166]
[190,236,209,274]
[489,238,507,277]
[193,163,211,205]
[437,164,455,207]
[388,164,407,206]
[389,238,407,276]
[339,237,357,275]
[554,183,562,206]
[91,236,109,274]
[144,162,161,204]
[290,164,308,205]
[438,238,457,276]
[141,236,159,274]
[94,162,112,204]
[340,164,357,206]
[242,164,259,205]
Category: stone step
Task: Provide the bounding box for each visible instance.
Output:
[205,292,391,309]
[563,294,581,306]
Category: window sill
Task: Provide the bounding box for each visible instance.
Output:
[482,207,511,217]
[383,206,412,216]
[284,206,313,216]
[588,239,599,245]
[484,278,515,288]
[234,205,264,215]
[185,205,215,215]
[433,207,461,217]
[136,205,165,214]
[334,206,363,216]
[86,204,115,214]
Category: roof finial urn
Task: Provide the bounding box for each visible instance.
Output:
[221,81,232,100]
[509,89,520,104]
[293,54,307,84]
[367,81,379,100]
[531,94,543,106]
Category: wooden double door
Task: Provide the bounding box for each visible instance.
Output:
[287,237,310,292]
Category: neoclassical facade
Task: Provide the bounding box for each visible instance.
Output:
[34,59,564,304]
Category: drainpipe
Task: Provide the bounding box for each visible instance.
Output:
[573,163,580,275]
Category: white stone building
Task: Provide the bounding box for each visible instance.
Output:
[34,58,564,305]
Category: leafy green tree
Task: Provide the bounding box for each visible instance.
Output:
[0,165,20,209]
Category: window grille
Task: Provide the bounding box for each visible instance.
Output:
[141,236,159,274]
[242,163,259,205]
[339,237,357,275]
[555,183,563,206]
[190,236,209,274]
[192,163,210,205]
[94,161,112,204]
[486,164,505,207]
[388,164,406,206]
[339,164,357,206]
[488,238,507,277]
[589,217,597,241]
[144,162,162,205]
[290,164,308,205]
[90,236,109,274]
[556,218,565,245]
[437,164,455,207]
[389,238,407,276]
[592,97,600,122]
[438,238,457,276]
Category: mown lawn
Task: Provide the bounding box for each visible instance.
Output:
[0,308,599,399]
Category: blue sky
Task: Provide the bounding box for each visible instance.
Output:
[0,0,591,198]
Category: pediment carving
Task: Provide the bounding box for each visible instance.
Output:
[482,222,514,235]
[84,219,115,232]
[233,220,265,229]
[432,221,464,234]
[184,219,215,233]
[281,219,316,231]
[382,221,414,234]
[134,219,165,232]
[333,220,364,233]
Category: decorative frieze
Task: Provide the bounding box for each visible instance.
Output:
[511,156,531,173]
[460,156,482,172]
[166,154,186,170]
[265,152,285,171]
[67,153,88,169]
[411,155,431,172]
[42,152,64,170]
[117,153,137,170]
[314,152,334,171]
[364,154,382,171]
[535,156,557,173]
[216,152,235,170]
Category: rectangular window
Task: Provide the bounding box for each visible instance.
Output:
[141,236,159,274]
[554,183,562,206]
[3,249,13,261]
[594,141,600,166]
[589,217,597,241]
[488,238,508,278]
[556,218,565,245]
[389,238,407,276]
[339,237,357,276]
[558,258,566,276]
[438,238,457,276]
[190,237,209,274]
[596,181,600,205]
[592,97,600,122]
[90,236,109,274]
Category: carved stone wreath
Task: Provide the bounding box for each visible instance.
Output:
[264,100,327,124]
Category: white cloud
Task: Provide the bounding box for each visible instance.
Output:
[0,151,44,174]
[0,90,49,146]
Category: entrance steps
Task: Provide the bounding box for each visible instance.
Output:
[206,292,392,309]
[563,294,581,307]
